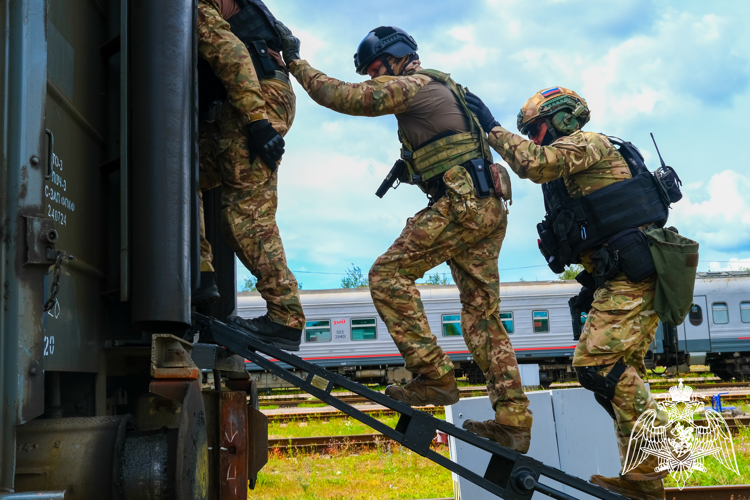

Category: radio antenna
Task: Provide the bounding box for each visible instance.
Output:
[650,132,667,168]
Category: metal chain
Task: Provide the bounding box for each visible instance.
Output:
[43,251,72,312]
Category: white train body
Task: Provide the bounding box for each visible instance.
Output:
[237,273,750,387]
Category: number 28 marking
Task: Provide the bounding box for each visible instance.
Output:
[43,336,55,356]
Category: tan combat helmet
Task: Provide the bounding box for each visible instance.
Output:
[516,87,591,138]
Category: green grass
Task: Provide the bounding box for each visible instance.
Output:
[663,423,750,487]
[269,411,446,439]
[253,445,453,500]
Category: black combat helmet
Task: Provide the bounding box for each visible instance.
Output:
[354,26,418,75]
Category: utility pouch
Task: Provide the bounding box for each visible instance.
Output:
[488,163,512,203]
[569,286,594,341]
[606,228,656,283]
[643,227,699,326]
[249,40,279,79]
[464,159,492,199]
[655,165,683,204]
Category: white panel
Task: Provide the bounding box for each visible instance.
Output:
[446,388,622,499]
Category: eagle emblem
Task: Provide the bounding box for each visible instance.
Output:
[622,379,739,489]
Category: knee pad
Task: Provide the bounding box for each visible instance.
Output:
[575,363,627,401]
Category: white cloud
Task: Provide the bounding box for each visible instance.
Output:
[669,170,750,252]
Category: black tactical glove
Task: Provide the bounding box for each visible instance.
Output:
[248,119,285,170]
[275,21,300,65]
[465,91,500,134]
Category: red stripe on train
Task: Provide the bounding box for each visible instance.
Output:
[244,345,578,363]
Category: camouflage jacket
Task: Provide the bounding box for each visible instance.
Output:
[197,0,267,126]
[289,60,432,116]
[487,127,630,198]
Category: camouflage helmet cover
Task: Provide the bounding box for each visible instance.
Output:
[516,87,590,136]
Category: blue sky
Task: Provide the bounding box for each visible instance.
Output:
[237,0,750,290]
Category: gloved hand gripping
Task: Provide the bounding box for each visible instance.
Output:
[248,119,285,171]
[275,21,301,65]
[465,91,501,134]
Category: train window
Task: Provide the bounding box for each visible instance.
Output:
[304,320,331,343]
[532,311,549,333]
[442,314,462,336]
[742,302,750,323]
[500,312,514,334]
[351,318,377,341]
[712,303,729,324]
[689,304,703,326]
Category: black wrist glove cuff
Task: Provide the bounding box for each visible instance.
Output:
[248,119,285,171]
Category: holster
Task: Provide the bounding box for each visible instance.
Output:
[569,271,595,341]
[463,159,493,199]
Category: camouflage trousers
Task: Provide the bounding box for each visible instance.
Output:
[199,79,304,329]
[572,273,669,468]
[369,166,532,428]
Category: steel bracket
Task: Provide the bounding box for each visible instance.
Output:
[23,215,59,264]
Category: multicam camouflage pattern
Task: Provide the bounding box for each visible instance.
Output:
[289,59,432,116]
[516,86,590,135]
[369,166,532,428]
[198,7,304,329]
[572,273,668,471]
[198,0,267,126]
[487,128,630,198]
[488,120,664,473]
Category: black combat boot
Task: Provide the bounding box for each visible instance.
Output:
[385,370,460,406]
[227,314,302,351]
[192,272,220,307]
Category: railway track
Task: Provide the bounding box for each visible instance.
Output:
[411,485,750,500]
[270,414,750,453]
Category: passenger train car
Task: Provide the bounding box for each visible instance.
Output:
[238,272,750,387]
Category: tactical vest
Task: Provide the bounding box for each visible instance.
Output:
[397,69,493,184]
[537,137,677,273]
[198,0,286,115]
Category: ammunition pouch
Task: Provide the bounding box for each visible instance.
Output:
[575,363,627,420]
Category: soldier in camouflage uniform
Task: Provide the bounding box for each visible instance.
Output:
[275,25,533,451]
[195,0,305,350]
[467,87,668,500]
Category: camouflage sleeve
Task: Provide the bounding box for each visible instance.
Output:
[289,60,431,117]
[197,0,266,126]
[487,126,606,184]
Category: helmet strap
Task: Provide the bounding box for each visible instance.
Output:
[542,117,558,146]
[381,57,396,76]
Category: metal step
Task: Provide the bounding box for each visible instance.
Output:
[192,313,627,500]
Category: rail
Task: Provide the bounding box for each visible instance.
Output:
[194,313,627,500]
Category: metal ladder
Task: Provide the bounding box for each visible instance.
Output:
[192,313,626,500]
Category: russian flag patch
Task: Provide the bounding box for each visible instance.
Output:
[541,87,561,97]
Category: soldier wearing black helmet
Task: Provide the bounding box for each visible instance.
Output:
[274,24,534,452]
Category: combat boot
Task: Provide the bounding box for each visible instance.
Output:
[192,272,220,307]
[590,475,665,500]
[227,314,302,351]
[621,454,668,481]
[385,370,460,406]
[462,420,531,454]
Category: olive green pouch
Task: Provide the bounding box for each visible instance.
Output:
[643,227,699,326]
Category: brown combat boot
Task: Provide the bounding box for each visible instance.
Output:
[621,454,669,481]
[384,370,460,406]
[462,420,531,453]
[590,475,665,500]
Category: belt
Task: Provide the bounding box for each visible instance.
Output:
[262,70,290,86]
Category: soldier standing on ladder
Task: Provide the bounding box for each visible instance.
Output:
[273,24,534,452]
[193,0,306,351]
